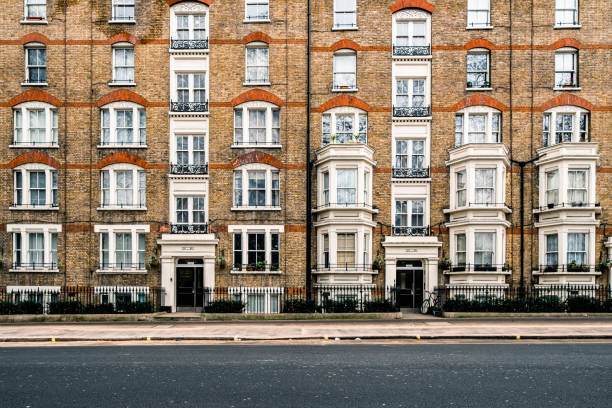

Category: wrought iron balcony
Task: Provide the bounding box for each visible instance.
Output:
[99,262,146,270]
[392,226,430,236]
[392,167,430,179]
[393,106,431,117]
[170,223,209,234]
[11,202,59,209]
[12,262,58,270]
[535,264,598,274]
[170,163,209,175]
[467,81,491,89]
[170,101,208,113]
[392,45,431,56]
[170,38,209,50]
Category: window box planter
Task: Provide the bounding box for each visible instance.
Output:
[372,259,384,271]
[547,203,555,209]
[567,262,589,272]
[149,257,160,268]
[439,259,452,269]
[217,258,227,270]
[544,264,558,273]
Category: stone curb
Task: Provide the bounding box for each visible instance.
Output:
[442,312,612,318]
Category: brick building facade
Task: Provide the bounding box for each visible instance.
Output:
[0,0,610,312]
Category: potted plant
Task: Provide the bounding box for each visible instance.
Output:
[149,257,160,268]
[467,81,473,88]
[547,202,555,209]
[329,134,337,144]
[217,257,227,270]
[372,258,385,271]
[567,261,584,272]
[597,261,610,273]
[439,258,452,269]
[256,261,267,271]
[544,264,558,273]
[502,263,511,272]
[246,263,256,272]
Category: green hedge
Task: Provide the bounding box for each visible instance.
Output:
[204,300,244,313]
[0,301,43,315]
[283,299,318,313]
[363,299,398,313]
[442,295,612,313]
[322,299,359,313]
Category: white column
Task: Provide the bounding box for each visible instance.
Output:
[384,258,396,289]
[203,257,215,289]
[161,257,174,311]
[426,258,438,294]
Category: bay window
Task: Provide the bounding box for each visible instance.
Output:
[100,103,146,147]
[100,165,146,209]
[233,165,281,209]
[25,45,46,84]
[231,227,282,271]
[567,169,587,204]
[555,49,578,88]
[474,232,495,267]
[474,169,495,205]
[337,233,356,266]
[455,234,466,266]
[322,109,367,145]
[112,0,135,22]
[12,103,58,146]
[172,134,207,174]
[96,225,149,271]
[245,44,269,84]
[333,50,357,90]
[334,0,357,29]
[542,107,589,146]
[555,0,578,27]
[12,165,57,209]
[25,0,46,20]
[567,233,586,265]
[467,50,490,88]
[545,170,559,205]
[546,234,558,267]
[467,0,491,28]
[234,103,281,146]
[337,169,357,205]
[245,0,269,21]
[456,171,467,207]
[112,45,134,84]
[454,108,501,146]
[9,224,61,271]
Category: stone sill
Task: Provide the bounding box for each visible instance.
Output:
[9,269,59,273]
[97,207,147,211]
[21,82,48,87]
[20,20,49,25]
[466,87,492,91]
[95,269,148,275]
[332,87,358,93]
[108,82,136,87]
[10,144,59,149]
[108,20,136,24]
[231,144,281,149]
[553,87,581,91]
[554,25,581,29]
[242,19,271,24]
[10,206,59,211]
[466,25,493,30]
[97,145,148,149]
[332,26,359,31]
[231,207,282,212]
[230,270,282,275]
[243,82,271,87]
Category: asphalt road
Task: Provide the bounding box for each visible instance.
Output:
[1,343,611,407]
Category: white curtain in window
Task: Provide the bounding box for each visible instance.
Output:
[333,54,356,88]
[546,171,559,204]
[475,169,495,204]
[246,48,268,83]
[468,114,486,143]
[335,0,356,27]
[568,170,587,203]
[337,169,356,204]
[474,232,494,265]
[567,233,586,265]
[546,234,558,266]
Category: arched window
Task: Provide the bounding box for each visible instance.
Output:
[233,101,280,147]
[233,163,280,210]
[322,107,367,146]
[542,105,589,146]
[13,101,57,147]
[245,42,269,85]
[554,48,578,88]
[12,163,57,209]
[333,49,357,91]
[99,101,146,147]
[100,163,146,209]
[454,106,501,146]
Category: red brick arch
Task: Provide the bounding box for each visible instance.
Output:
[9,151,60,169]
[231,151,283,169]
[330,39,360,52]
[96,152,149,169]
[390,0,434,13]
[167,0,211,6]
[95,90,149,107]
[319,95,371,112]
[452,94,507,112]
[108,32,139,45]
[20,33,50,45]
[231,89,284,107]
[540,94,593,112]
[552,38,582,50]
[9,90,61,107]
[465,38,495,50]
[242,32,272,45]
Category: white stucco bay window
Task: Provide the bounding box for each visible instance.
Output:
[8,224,61,272]
[233,164,280,210]
[317,227,372,272]
[449,227,507,273]
[322,107,367,146]
[233,101,280,147]
[449,162,506,209]
[454,106,501,146]
[317,163,371,209]
[537,162,596,209]
[99,164,146,210]
[536,227,597,276]
[12,102,57,147]
[230,225,282,272]
[542,106,588,147]
[95,225,149,273]
[12,164,57,210]
[100,102,146,147]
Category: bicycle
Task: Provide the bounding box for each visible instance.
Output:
[420,290,440,315]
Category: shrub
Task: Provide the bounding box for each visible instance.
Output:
[49,301,83,314]
[18,301,44,314]
[363,299,398,313]
[566,296,603,313]
[0,301,21,315]
[283,299,318,313]
[323,298,358,313]
[82,303,116,314]
[204,300,244,313]
[119,301,154,314]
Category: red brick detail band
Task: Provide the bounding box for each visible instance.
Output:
[330,39,360,52]
[108,32,139,45]
[242,32,272,45]
[96,152,149,169]
[452,94,507,112]
[389,0,434,13]
[231,89,284,106]
[167,0,211,6]
[95,90,149,107]
[20,32,50,45]
[316,95,371,112]
[465,38,495,50]
[552,38,582,50]
[9,151,60,169]
[539,94,593,112]
[230,151,283,169]
[9,90,61,107]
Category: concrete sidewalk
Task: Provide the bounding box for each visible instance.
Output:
[2,319,612,342]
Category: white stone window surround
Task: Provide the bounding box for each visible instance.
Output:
[244,0,270,22]
[229,225,284,273]
[554,47,579,89]
[466,0,492,29]
[392,137,429,170]
[232,101,281,147]
[244,42,270,86]
[391,194,430,228]
[454,105,501,146]
[537,226,595,269]
[232,163,281,211]
[541,105,589,146]
[109,0,136,24]
[317,162,372,208]
[12,163,57,210]
[94,224,149,273]
[99,101,146,148]
[333,0,358,30]
[171,131,209,166]
[12,101,58,147]
[171,193,208,224]
[99,163,146,210]
[332,49,357,92]
[449,226,506,268]
[23,43,47,86]
[316,225,372,269]
[110,43,135,85]
[228,287,283,313]
[321,106,367,146]
[448,161,506,209]
[169,1,209,41]
[392,9,431,48]
[537,161,596,208]
[8,224,61,272]
[173,72,207,103]
[554,0,580,28]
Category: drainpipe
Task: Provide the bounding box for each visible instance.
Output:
[305,0,312,298]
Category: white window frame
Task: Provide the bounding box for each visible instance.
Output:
[12,102,58,147]
[456,170,467,207]
[467,0,491,28]
[8,224,61,272]
[393,19,429,48]
[321,107,367,146]
[24,0,47,21]
[95,225,149,272]
[111,0,135,23]
[244,0,269,22]
[454,106,501,146]
[333,0,357,30]
[336,232,357,266]
[474,168,496,206]
[554,48,578,89]
[466,48,491,89]
[174,72,207,103]
[24,44,47,85]
[172,12,208,41]
[545,233,559,267]
[232,164,281,210]
[394,139,426,170]
[567,232,587,265]
[173,133,208,168]
[229,287,283,314]
[233,101,281,147]
[229,225,283,273]
[541,106,589,146]
[333,49,357,91]
[111,44,135,85]
[174,196,207,225]
[317,163,371,208]
[99,164,146,210]
[12,164,58,210]
[99,102,146,147]
[245,42,269,85]
[393,199,426,228]
[555,0,579,28]
[567,168,588,205]
[394,78,427,108]
[545,169,559,206]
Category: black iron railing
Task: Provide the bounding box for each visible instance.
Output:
[170,163,209,175]
[12,262,58,270]
[170,101,209,113]
[392,226,430,236]
[537,202,599,211]
[11,203,58,209]
[315,264,374,272]
[444,264,511,273]
[467,81,491,88]
[393,106,431,117]
[392,45,431,56]
[392,167,429,178]
[11,141,59,147]
[170,38,209,50]
[99,262,146,270]
[534,264,599,273]
[171,224,209,234]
